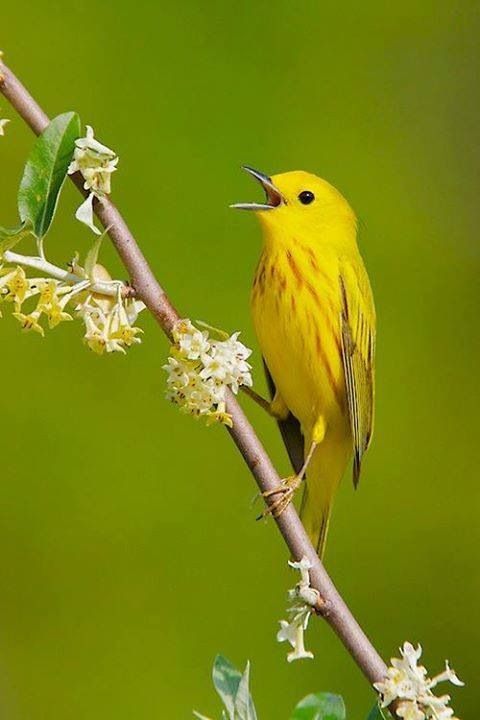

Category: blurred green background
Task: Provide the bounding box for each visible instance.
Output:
[1,1,478,718]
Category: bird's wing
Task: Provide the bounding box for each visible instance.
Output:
[339,259,376,487]
[263,360,304,475]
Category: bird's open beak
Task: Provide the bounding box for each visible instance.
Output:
[230,166,284,211]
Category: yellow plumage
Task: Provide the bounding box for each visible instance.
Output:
[236,169,375,559]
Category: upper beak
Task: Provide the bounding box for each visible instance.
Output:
[230,165,285,211]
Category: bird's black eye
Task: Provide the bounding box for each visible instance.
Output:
[298,190,315,205]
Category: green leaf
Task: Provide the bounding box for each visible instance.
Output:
[196,321,230,341]
[18,111,81,238]
[290,693,346,720]
[366,704,392,720]
[0,220,34,255]
[212,656,243,719]
[234,662,257,720]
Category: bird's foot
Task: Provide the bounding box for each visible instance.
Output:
[258,474,303,519]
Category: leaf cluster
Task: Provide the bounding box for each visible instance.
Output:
[194,656,390,720]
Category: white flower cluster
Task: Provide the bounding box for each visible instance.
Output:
[374,642,464,720]
[0,262,144,354]
[68,125,118,235]
[277,557,319,663]
[76,284,144,355]
[0,266,72,334]
[163,319,253,427]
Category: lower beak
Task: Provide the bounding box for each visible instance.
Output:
[230,165,284,211]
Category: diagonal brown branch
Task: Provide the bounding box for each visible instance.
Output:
[0,57,388,689]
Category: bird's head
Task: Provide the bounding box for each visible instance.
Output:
[231,167,356,240]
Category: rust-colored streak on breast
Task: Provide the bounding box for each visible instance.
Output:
[300,246,335,291]
[306,280,321,306]
[253,253,264,290]
[286,249,303,287]
[307,247,320,273]
[256,263,266,294]
[305,279,338,340]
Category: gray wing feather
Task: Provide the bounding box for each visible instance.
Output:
[263,360,304,475]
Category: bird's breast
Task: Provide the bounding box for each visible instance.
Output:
[251,243,347,432]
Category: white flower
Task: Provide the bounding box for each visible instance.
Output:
[124,298,145,326]
[374,642,463,720]
[163,354,226,420]
[277,607,313,663]
[289,557,312,587]
[75,285,144,355]
[164,356,191,390]
[68,125,118,234]
[0,266,71,332]
[75,192,100,236]
[277,555,319,663]
[199,352,229,383]
[200,332,253,393]
[68,125,118,194]
[396,702,425,720]
[429,661,464,689]
[74,125,116,159]
[0,117,9,136]
[163,319,253,427]
[172,319,210,360]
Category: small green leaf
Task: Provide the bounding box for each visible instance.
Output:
[212,656,243,719]
[290,693,346,720]
[234,662,257,720]
[366,704,392,720]
[196,321,230,341]
[0,220,34,255]
[18,112,81,238]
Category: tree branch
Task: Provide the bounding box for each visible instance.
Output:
[0,58,388,689]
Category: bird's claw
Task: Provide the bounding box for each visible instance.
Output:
[257,474,302,520]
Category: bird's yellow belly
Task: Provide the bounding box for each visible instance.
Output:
[252,262,348,437]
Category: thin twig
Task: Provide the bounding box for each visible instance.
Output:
[3,250,128,297]
[0,58,388,689]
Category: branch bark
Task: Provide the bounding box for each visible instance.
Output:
[0,58,388,689]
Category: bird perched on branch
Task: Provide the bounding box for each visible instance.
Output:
[232,167,375,559]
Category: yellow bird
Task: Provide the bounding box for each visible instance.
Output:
[232,167,376,559]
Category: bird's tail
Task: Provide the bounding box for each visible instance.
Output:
[299,436,349,560]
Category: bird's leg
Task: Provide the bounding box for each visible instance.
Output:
[242,386,290,421]
[259,441,318,519]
